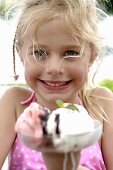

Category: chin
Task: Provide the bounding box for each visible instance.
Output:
[46,95,72,104]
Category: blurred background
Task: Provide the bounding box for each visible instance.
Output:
[0,0,113,90]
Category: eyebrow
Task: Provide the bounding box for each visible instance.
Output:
[28,44,81,50]
[61,45,80,49]
[28,44,47,50]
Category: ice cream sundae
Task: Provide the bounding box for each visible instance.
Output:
[15,100,102,152]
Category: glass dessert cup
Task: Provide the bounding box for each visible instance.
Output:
[18,120,102,153]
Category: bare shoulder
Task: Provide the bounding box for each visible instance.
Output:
[0,86,33,116]
[0,85,32,102]
[93,89,113,168]
[91,86,113,116]
[91,86,113,96]
[0,86,33,168]
[91,86,113,102]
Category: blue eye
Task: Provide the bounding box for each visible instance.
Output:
[64,50,80,57]
[33,48,47,62]
[34,49,45,57]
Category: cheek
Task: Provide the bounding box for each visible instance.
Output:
[71,61,88,75]
[24,63,40,81]
[70,62,89,83]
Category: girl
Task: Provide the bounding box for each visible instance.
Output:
[0,0,113,169]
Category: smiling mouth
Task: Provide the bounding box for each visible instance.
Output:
[40,80,71,87]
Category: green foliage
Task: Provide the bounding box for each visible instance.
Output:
[0,0,8,19]
[0,83,27,86]
[0,0,17,20]
[98,79,113,92]
[100,0,113,14]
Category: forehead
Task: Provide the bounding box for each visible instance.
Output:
[22,16,91,54]
[37,17,69,34]
[26,17,81,46]
[20,17,91,61]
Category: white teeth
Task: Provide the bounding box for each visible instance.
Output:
[44,81,66,87]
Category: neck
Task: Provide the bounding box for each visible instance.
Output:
[35,93,81,110]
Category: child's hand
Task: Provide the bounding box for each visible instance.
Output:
[15,103,44,137]
[15,102,52,150]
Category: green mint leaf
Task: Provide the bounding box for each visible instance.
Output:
[66,104,79,111]
[56,99,64,108]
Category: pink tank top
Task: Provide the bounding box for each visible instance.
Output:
[8,92,106,170]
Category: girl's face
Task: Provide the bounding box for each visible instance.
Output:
[18,17,94,108]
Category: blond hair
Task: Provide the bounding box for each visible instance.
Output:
[13,0,107,120]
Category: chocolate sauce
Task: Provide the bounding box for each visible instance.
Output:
[55,114,60,135]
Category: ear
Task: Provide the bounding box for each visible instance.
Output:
[89,43,97,66]
[16,44,23,62]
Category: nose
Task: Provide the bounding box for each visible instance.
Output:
[44,54,64,76]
